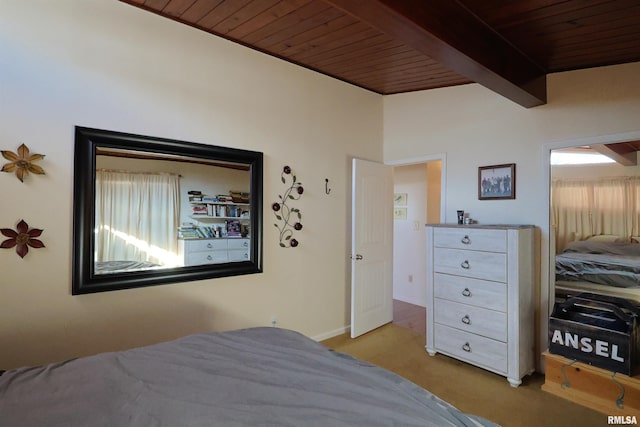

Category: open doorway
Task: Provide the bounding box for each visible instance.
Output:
[391,160,443,336]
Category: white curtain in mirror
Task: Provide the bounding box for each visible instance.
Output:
[552,176,640,252]
[95,170,180,266]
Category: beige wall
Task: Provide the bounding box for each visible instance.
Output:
[4,0,639,371]
[0,0,382,368]
[383,61,640,360]
[384,62,640,227]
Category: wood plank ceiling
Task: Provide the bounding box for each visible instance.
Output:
[119,0,640,108]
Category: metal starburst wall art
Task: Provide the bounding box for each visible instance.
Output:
[1,143,45,182]
[1,219,45,258]
[272,165,303,248]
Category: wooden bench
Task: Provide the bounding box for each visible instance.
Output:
[542,351,640,416]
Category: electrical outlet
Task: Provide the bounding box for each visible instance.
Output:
[271,316,277,327]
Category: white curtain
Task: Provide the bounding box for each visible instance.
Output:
[95,170,180,266]
[551,176,640,252]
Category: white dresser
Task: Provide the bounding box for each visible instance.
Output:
[425,224,535,387]
[179,238,250,266]
[227,238,251,262]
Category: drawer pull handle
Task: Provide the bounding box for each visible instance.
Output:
[462,288,472,297]
[206,255,213,260]
[461,260,470,269]
[461,315,471,325]
[207,243,213,248]
[462,342,471,352]
[461,235,471,244]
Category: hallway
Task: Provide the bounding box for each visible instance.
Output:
[392,299,425,336]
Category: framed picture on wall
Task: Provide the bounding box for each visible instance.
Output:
[393,207,407,220]
[394,193,408,206]
[478,163,516,200]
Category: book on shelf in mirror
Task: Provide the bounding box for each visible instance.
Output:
[225,220,242,237]
[187,190,250,205]
[178,224,225,239]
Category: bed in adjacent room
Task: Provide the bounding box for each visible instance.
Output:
[555,240,640,289]
[0,327,497,427]
[555,239,640,302]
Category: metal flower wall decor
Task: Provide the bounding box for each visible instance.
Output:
[1,144,45,182]
[272,165,303,248]
[1,220,45,258]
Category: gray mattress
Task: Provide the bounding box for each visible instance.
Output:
[0,327,497,427]
[555,241,640,288]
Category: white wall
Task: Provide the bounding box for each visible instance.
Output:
[0,0,382,368]
[393,164,428,306]
[384,61,640,362]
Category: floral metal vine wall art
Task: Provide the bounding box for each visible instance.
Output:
[1,144,45,182]
[1,219,45,258]
[272,165,303,248]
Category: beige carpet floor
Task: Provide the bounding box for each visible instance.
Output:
[322,323,603,427]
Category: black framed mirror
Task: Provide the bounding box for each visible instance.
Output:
[72,126,263,295]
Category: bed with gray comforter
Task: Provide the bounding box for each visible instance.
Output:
[555,240,640,288]
[0,327,497,426]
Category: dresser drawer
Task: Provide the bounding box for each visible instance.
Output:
[434,324,507,374]
[184,239,227,253]
[227,238,250,250]
[434,273,507,312]
[433,227,507,252]
[228,249,249,262]
[435,299,507,341]
[434,248,507,282]
[185,250,228,265]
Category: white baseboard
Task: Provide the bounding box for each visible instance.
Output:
[312,325,350,342]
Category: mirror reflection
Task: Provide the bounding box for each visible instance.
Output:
[72,127,263,295]
[550,144,640,302]
[94,148,251,274]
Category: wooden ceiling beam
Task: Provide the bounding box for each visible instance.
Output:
[592,143,638,166]
[324,0,547,107]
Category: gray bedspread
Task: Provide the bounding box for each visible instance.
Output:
[94,260,161,274]
[555,241,640,288]
[0,327,498,427]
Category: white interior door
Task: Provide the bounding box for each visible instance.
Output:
[351,158,393,338]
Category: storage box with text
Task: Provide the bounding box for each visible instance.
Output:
[549,294,640,376]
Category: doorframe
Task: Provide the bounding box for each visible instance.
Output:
[386,153,447,223]
[386,153,447,308]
